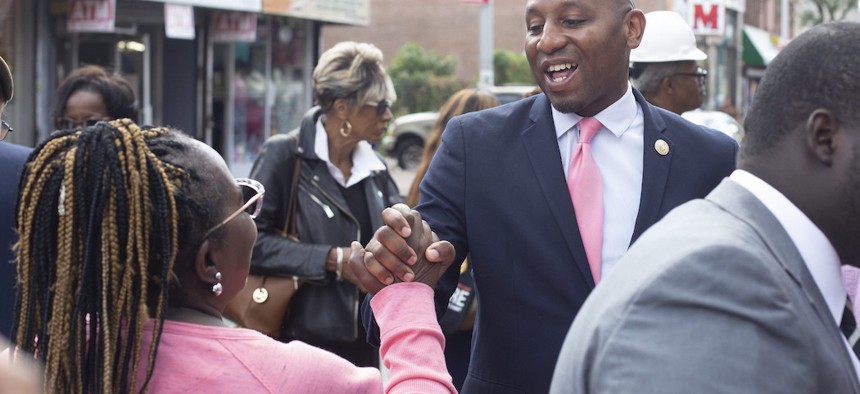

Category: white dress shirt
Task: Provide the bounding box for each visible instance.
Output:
[315,117,386,188]
[554,84,644,278]
[730,169,860,379]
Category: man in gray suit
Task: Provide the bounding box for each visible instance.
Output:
[550,21,860,393]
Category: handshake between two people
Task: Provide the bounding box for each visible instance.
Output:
[348,203,456,295]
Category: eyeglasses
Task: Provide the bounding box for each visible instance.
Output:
[55,118,104,130]
[669,68,708,87]
[202,178,265,239]
[366,100,391,116]
[0,120,12,141]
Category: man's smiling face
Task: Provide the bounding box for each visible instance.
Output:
[525,0,643,116]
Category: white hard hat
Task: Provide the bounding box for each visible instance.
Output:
[630,11,707,63]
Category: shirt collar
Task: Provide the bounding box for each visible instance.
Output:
[729,169,845,324]
[315,117,386,187]
[553,83,637,139]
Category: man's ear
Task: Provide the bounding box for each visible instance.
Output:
[194,238,221,285]
[625,9,646,49]
[806,109,838,166]
[660,76,674,94]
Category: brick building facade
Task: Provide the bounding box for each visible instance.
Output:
[322,0,663,83]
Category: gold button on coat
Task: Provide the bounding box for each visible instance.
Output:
[655,139,670,156]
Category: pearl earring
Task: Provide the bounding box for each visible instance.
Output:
[212,271,223,296]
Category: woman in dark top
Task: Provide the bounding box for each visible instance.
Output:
[248,41,401,366]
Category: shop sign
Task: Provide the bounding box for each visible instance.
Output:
[673,0,745,13]
[141,0,261,13]
[688,1,726,36]
[263,0,370,26]
[211,11,257,43]
[68,0,116,33]
[165,4,195,40]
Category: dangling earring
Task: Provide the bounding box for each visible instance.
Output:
[339,121,352,137]
[212,271,223,296]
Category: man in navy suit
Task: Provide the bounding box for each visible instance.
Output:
[352,0,737,392]
[0,55,31,342]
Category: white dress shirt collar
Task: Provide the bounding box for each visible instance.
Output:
[729,170,844,323]
[315,117,386,187]
[554,83,645,280]
[552,83,638,140]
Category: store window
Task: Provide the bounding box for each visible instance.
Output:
[270,18,307,134]
[210,16,311,177]
[232,39,268,174]
[53,27,155,129]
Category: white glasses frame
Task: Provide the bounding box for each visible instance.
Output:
[202,178,265,239]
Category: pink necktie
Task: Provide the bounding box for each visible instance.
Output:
[568,117,603,284]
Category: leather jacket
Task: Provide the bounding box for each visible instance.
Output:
[249,107,402,342]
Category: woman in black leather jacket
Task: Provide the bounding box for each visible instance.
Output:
[248,41,401,367]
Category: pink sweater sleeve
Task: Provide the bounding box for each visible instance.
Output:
[371,282,457,394]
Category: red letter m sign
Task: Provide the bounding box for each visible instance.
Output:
[689,1,724,36]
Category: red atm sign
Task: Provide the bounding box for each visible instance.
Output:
[689,1,726,36]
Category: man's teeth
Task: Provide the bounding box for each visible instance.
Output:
[548,63,573,72]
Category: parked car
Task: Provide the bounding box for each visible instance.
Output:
[681,110,744,143]
[383,85,536,169]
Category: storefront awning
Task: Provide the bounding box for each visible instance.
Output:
[141,0,369,26]
[742,25,782,67]
[263,0,370,26]
[141,0,262,13]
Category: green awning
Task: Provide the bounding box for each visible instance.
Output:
[743,25,782,67]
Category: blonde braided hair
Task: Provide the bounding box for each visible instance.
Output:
[13,119,188,393]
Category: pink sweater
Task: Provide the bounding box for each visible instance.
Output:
[135,282,456,393]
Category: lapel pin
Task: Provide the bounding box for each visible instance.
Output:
[654,139,670,156]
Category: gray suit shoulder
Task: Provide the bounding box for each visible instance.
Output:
[552,195,840,393]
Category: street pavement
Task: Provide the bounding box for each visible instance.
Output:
[384,157,418,197]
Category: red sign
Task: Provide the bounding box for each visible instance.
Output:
[68,0,116,32]
[689,1,725,36]
[210,12,257,42]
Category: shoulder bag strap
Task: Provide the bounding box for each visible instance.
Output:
[284,154,302,240]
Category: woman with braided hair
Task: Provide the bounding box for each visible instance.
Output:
[10,119,456,393]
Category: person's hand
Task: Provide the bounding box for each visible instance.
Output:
[347,204,455,294]
[400,211,455,289]
[338,246,368,293]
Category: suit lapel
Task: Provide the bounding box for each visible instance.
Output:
[708,179,860,390]
[631,90,673,243]
[521,95,595,287]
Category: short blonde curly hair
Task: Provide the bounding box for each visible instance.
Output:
[312,41,396,113]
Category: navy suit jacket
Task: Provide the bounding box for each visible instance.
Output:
[364,90,737,393]
[0,142,31,341]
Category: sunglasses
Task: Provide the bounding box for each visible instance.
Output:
[55,118,104,130]
[0,120,12,141]
[202,178,265,239]
[366,100,391,116]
